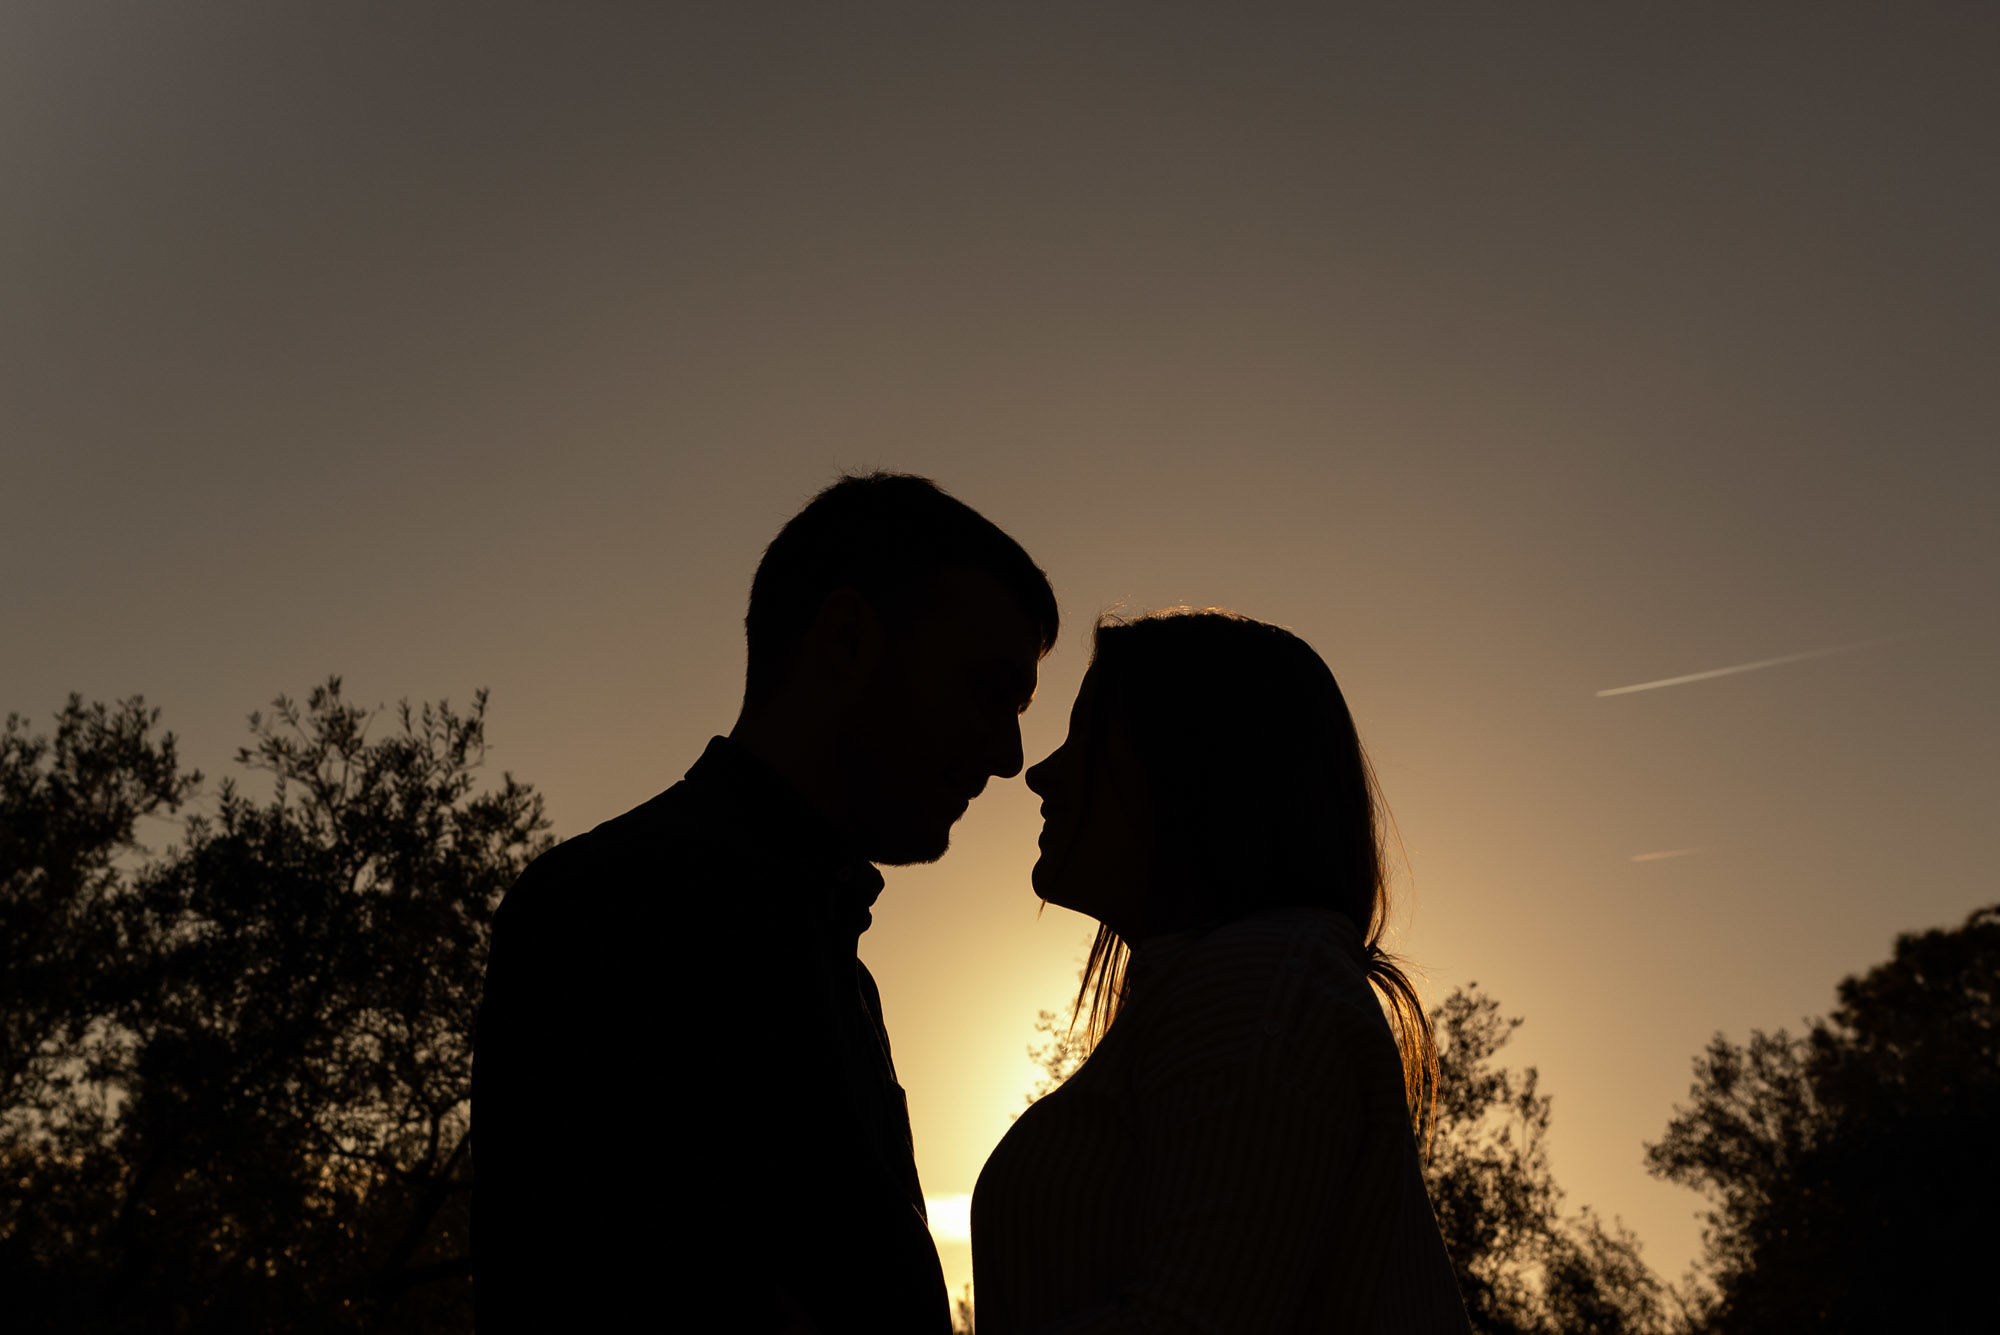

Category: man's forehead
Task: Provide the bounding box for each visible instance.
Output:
[975,644,1040,700]
[911,567,1045,667]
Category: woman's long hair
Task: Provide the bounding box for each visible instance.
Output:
[1066,608,1438,1146]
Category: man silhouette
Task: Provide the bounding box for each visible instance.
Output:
[473,473,1058,1333]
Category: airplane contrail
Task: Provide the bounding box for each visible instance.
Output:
[1631,847,1703,862]
[1596,634,1906,698]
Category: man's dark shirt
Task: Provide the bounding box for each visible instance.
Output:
[472,737,950,1333]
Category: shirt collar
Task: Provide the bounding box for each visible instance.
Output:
[1126,906,1369,993]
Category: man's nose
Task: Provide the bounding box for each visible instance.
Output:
[991,715,1025,781]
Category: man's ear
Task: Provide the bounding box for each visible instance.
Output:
[802,588,885,695]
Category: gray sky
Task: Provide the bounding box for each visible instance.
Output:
[7,1,1997,1295]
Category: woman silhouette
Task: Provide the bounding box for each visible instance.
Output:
[973,609,1470,1333]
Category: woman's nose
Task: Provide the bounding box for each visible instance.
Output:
[1024,744,1060,797]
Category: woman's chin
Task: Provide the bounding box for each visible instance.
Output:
[1034,879,1099,926]
[1030,859,1073,913]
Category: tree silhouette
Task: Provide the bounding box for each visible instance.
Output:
[0,681,550,1332]
[1647,904,2000,1333]
[1425,986,1669,1335]
[1,697,200,1326]
[2,698,198,1116]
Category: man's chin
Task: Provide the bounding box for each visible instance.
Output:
[869,828,953,867]
[862,805,965,866]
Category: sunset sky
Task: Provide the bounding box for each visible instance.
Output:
[7,2,1996,1299]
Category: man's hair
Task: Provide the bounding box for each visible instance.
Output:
[743,472,1060,709]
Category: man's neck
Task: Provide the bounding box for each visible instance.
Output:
[727,712,847,839]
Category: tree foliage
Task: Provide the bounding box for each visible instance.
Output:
[1647,905,2000,1333]
[1,696,200,1303]
[1022,1005,1088,1111]
[3,697,198,1119]
[1425,986,1669,1335]
[0,681,551,1332]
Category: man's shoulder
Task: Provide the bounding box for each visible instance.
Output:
[498,771,745,922]
[569,775,726,859]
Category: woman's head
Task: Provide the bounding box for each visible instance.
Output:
[1028,608,1388,940]
[1029,608,1436,1139]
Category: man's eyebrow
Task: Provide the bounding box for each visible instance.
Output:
[977,657,1038,704]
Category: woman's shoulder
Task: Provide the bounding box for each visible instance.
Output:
[1211,903,1367,955]
[1183,906,1373,994]
[1126,906,1388,1079]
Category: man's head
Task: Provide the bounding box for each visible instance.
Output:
[735,473,1059,865]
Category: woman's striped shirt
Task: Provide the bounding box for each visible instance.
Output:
[971,906,1471,1334]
